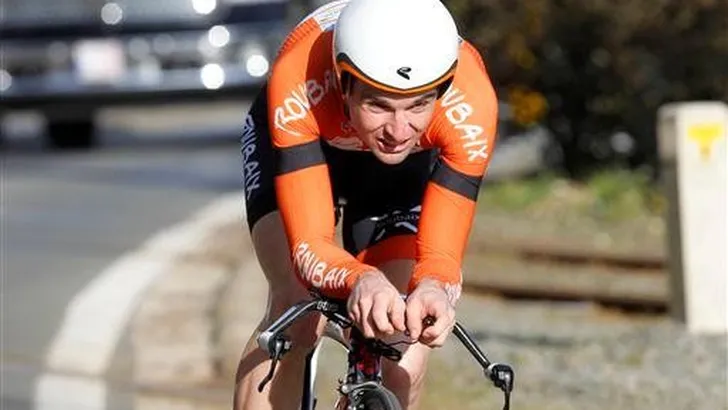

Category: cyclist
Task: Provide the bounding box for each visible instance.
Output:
[235,0,498,408]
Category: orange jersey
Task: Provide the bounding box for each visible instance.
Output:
[268,1,498,300]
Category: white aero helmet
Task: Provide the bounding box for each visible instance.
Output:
[333,0,460,95]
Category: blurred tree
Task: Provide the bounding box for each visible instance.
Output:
[446,0,728,179]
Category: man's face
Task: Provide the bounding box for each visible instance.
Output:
[345,80,438,165]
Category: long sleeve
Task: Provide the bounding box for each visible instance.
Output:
[409,42,499,303]
[267,24,375,299]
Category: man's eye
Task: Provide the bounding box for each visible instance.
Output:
[411,101,431,111]
[368,101,388,111]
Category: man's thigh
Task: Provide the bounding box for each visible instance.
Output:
[241,83,278,232]
[240,84,299,293]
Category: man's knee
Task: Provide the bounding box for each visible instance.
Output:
[250,211,322,350]
[250,212,296,280]
[261,290,323,351]
[250,212,311,302]
[383,361,428,390]
[382,343,431,406]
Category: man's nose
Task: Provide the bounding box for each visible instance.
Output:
[384,110,410,141]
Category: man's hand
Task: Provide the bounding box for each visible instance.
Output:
[347,271,407,339]
[405,279,455,347]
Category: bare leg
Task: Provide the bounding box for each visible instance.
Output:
[378,259,431,410]
[233,212,325,410]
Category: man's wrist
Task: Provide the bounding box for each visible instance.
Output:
[410,277,460,306]
[357,270,385,281]
[350,269,387,291]
[413,277,447,291]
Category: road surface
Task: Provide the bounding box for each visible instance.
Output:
[2,101,251,409]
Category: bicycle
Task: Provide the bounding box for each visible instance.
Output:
[256,292,515,410]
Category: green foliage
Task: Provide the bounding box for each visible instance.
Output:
[585,169,663,221]
[446,0,728,176]
[478,169,665,222]
[479,173,558,211]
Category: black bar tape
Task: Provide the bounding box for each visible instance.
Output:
[275,140,327,175]
[430,160,482,200]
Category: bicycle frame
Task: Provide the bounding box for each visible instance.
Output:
[256,294,515,410]
[257,297,394,410]
[301,341,322,410]
[301,324,394,410]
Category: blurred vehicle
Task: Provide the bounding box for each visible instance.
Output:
[0,0,290,149]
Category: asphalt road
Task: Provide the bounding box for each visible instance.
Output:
[1,101,252,409]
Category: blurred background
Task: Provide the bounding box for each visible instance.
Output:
[1,0,726,409]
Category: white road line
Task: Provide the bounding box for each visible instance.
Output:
[35,374,106,410]
[33,193,244,410]
[46,254,173,375]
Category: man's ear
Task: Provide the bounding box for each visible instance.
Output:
[340,72,353,95]
[341,75,355,120]
[343,98,351,120]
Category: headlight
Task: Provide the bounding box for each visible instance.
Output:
[192,0,217,15]
[101,3,124,25]
[207,26,230,48]
[200,63,225,89]
[246,54,269,78]
[0,70,12,92]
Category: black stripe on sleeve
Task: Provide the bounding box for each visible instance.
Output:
[430,159,482,200]
[275,140,326,175]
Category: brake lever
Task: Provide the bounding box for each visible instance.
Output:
[257,337,292,392]
[486,363,514,410]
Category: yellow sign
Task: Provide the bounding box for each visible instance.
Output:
[688,122,725,161]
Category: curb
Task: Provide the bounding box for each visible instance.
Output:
[129,193,252,399]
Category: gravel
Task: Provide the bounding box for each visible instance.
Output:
[424,295,728,410]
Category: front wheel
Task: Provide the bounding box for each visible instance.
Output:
[352,387,402,410]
